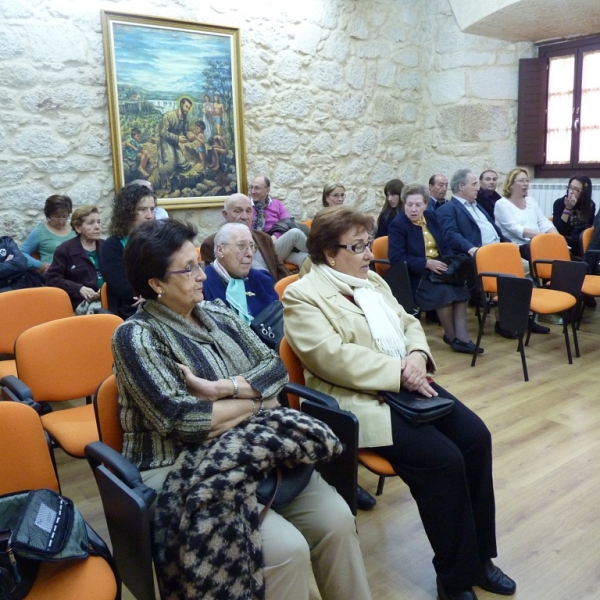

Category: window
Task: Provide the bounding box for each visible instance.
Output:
[517,35,600,178]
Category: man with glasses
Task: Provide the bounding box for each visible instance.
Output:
[201,193,290,281]
[250,175,308,268]
[202,223,278,322]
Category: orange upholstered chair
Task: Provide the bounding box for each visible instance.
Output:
[0,402,119,600]
[99,283,109,310]
[93,374,122,454]
[371,236,389,276]
[274,273,299,300]
[0,287,73,379]
[279,337,397,496]
[1,314,123,457]
[472,242,585,366]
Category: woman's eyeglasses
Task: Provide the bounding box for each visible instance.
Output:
[167,262,205,278]
[567,185,583,194]
[336,240,373,254]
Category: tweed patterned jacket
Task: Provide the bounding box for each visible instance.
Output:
[153,407,343,600]
[111,299,288,470]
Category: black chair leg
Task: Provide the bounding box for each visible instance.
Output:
[376,475,386,496]
[471,308,487,367]
[570,308,581,358]
[561,314,573,364]
[525,314,534,347]
[517,335,529,382]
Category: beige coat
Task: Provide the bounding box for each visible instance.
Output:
[282,268,435,448]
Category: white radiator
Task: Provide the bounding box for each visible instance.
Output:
[529,181,600,216]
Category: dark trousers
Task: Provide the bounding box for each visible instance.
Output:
[373,383,497,590]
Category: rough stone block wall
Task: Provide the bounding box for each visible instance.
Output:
[0,0,533,244]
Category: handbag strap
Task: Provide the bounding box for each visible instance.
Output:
[258,466,282,524]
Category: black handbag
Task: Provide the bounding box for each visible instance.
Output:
[250,300,284,350]
[0,489,90,599]
[380,390,454,426]
[427,255,471,286]
[256,463,315,515]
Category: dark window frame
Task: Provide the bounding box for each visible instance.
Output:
[517,34,600,179]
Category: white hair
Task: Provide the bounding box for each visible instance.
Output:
[214,222,251,256]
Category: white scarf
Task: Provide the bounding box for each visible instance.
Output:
[313,264,408,358]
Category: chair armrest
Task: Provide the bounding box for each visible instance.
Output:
[0,375,42,413]
[478,271,517,279]
[85,441,157,508]
[93,308,114,315]
[283,382,340,410]
[370,259,390,265]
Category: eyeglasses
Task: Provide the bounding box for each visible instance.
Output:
[336,240,373,254]
[250,186,266,192]
[567,185,583,194]
[166,262,205,278]
[223,242,257,253]
[514,178,530,184]
[137,206,156,214]
[330,193,346,199]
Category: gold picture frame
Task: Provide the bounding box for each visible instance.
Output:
[101,11,247,210]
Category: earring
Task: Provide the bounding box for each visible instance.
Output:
[330,260,336,267]
[157,291,162,299]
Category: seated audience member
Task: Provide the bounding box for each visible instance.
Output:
[250,175,308,267]
[203,223,278,321]
[20,194,76,273]
[129,179,169,219]
[552,175,595,257]
[201,193,289,281]
[494,168,557,261]
[322,182,346,207]
[476,170,502,220]
[585,209,600,275]
[112,218,372,600]
[427,174,449,210]
[283,205,516,600]
[375,179,404,238]
[46,205,104,312]
[0,235,44,293]
[389,184,479,354]
[99,183,155,319]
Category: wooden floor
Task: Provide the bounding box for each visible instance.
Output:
[57,306,600,600]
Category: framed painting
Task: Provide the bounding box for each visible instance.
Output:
[101,11,247,209]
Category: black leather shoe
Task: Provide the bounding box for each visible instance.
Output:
[436,578,477,600]
[450,339,483,354]
[494,321,518,339]
[356,485,376,511]
[479,559,516,595]
[529,320,550,334]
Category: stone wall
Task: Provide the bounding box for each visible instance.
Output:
[0,0,533,244]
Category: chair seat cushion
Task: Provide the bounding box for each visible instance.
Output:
[530,288,575,314]
[41,404,98,458]
[358,449,397,475]
[26,556,117,600]
[582,275,600,296]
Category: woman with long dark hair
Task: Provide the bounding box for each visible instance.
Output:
[375,179,404,238]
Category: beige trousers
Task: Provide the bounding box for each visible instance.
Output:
[143,464,371,600]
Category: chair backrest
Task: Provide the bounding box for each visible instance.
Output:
[274,274,299,300]
[0,402,59,494]
[474,243,525,293]
[0,287,73,354]
[301,219,313,228]
[93,374,123,453]
[530,233,571,280]
[279,337,305,409]
[100,282,109,310]
[371,236,389,276]
[497,276,533,335]
[14,313,123,402]
[382,261,417,315]
[548,259,588,300]
[580,227,594,255]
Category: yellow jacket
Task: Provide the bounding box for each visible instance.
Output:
[282,268,435,448]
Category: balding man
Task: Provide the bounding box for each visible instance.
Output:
[476,170,501,219]
[201,193,290,281]
[250,175,308,267]
[427,174,449,211]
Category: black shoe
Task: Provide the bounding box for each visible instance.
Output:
[356,485,376,511]
[479,559,516,596]
[494,321,518,339]
[529,319,550,334]
[436,578,477,600]
[450,339,484,354]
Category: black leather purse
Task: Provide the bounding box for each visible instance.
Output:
[380,390,454,426]
[250,300,284,350]
[427,255,471,286]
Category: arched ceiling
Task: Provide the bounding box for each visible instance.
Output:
[448,0,600,43]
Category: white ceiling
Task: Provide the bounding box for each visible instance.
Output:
[448,0,600,43]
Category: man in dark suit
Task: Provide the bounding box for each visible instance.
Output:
[476,169,502,220]
[427,174,449,211]
[201,193,290,281]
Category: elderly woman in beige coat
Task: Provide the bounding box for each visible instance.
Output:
[282,206,516,600]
